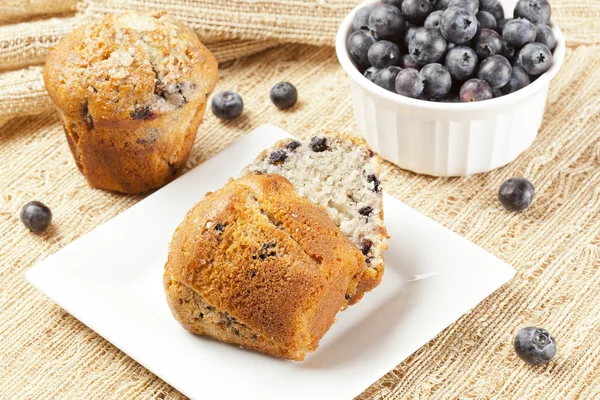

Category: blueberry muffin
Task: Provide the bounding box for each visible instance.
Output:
[164,174,365,361]
[44,11,218,194]
[242,133,388,304]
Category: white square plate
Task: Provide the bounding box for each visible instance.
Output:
[27,124,515,400]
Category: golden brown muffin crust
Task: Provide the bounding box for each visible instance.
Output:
[164,174,366,360]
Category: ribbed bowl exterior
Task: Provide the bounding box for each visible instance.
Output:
[351,81,549,176]
[337,0,565,177]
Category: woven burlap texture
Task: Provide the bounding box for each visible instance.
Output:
[0,0,599,122]
[1,1,600,399]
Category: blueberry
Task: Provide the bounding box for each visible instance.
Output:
[445,46,478,80]
[367,174,382,193]
[211,91,243,120]
[359,206,374,216]
[497,17,510,32]
[285,140,301,151]
[490,2,505,21]
[382,0,404,7]
[535,23,556,51]
[424,10,444,30]
[441,7,478,44]
[518,42,552,75]
[474,28,502,58]
[395,68,426,98]
[435,0,452,10]
[353,5,377,31]
[500,65,531,94]
[514,0,551,25]
[514,327,556,365]
[502,18,536,48]
[409,28,447,65]
[459,78,492,101]
[21,201,52,233]
[492,88,504,97]
[478,54,511,88]
[402,0,435,25]
[347,30,377,67]
[310,137,329,152]
[449,0,479,14]
[368,40,402,68]
[368,4,407,40]
[421,63,452,98]
[476,11,497,31]
[364,66,381,82]
[400,54,420,69]
[498,177,534,211]
[269,150,287,164]
[479,0,498,12]
[440,94,461,102]
[373,66,403,92]
[501,38,515,58]
[446,41,457,51]
[270,82,298,110]
[404,25,416,46]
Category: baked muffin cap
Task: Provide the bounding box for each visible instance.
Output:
[44,11,217,122]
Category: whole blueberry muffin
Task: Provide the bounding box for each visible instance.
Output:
[242,133,388,304]
[44,12,218,194]
[164,174,365,360]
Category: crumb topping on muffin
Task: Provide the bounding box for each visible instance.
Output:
[45,11,217,121]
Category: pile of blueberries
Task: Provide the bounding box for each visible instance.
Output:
[348,0,556,102]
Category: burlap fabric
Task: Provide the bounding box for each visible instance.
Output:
[1,1,600,399]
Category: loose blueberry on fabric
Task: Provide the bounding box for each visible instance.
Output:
[368,40,402,68]
[421,63,452,98]
[459,79,492,102]
[21,201,52,233]
[498,177,535,212]
[374,66,403,92]
[502,18,536,48]
[441,7,478,44]
[514,0,551,25]
[449,0,479,14]
[474,28,502,59]
[395,68,426,98]
[409,27,447,65]
[478,55,512,88]
[348,30,377,68]
[445,46,478,80]
[514,327,556,365]
[519,42,552,75]
[368,4,407,40]
[270,82,298,110]
[211,91,244,120]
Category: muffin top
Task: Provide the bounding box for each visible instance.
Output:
[44,11,218,121]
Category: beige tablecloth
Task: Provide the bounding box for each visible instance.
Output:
[1,1,600,398]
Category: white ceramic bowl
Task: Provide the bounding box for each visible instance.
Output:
[336,0,565,177]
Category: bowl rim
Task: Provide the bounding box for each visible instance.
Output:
[335,0,566,111]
